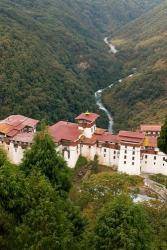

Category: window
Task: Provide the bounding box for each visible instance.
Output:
[114,151,116,154]
[89,146,91,149]
[133,146,135,150]
[154,156,156,160]
[124,155,127,159]
[104,154,106,157]
[68,151,70,159]
[145,161,147,164]
[132,162,134,165]
[154,162,156,165]
[133,151,135,155]
[132,157,135,160]
[145,155,147,159]
[113,156,116,159]
[104,148,107,153]
[163,157,166,161]
[124,161,126,164]
[125,150,127,154]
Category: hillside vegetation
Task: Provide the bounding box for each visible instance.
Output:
[103,0,167,131]
[0,0,164,124]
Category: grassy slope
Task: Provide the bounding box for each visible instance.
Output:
[0,0,164,124]
[103,0,167,132]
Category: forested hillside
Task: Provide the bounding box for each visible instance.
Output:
[0,0,163,124]
[103,0,167,131]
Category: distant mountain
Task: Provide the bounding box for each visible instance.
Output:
[0,0,164,124]
[103,0,167,131]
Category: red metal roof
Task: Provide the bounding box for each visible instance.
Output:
[49,121,83,143]
[95,132,119,143]
[7,129,19,137]
[0,115,39,137]
[75,112,100,123]
[11,132,34,143]
[3,115,39,128]
[0,124,13,134]
[119,131,144,144]
[140,124,161,132]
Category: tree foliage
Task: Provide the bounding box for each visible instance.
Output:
[21,128,71,192]
[94,195,152,250]
[0,146,9,167]
[158,117,167,155]
[0,162,84,250]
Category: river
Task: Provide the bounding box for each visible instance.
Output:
[95,37,136,133]
[95,37,119,133]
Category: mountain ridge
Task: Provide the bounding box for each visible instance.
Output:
[102,0,167,131]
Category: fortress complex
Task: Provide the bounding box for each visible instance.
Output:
[0,112,166,176]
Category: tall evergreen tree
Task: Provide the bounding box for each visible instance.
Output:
[94,195,152,250]
[21,128,71,192]
[158,117,167,155]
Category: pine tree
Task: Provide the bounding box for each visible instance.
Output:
[21,128,71,192]
[158,117,167,155]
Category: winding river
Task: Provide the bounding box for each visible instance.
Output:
[95,37,119,133]
[95,37,136,133]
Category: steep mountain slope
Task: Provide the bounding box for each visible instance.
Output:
[103,0,167,132]
[0,0,164,124]
[0,0,120,123]
[88,0,165,33]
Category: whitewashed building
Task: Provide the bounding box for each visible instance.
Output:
[0,115,39,164]
[1,112,166,176]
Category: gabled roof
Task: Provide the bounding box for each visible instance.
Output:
[0,115,39,137]
[49,121,83,143]
[75,112,100,123]
[119,131,145,144]
[0,124,13,134]
[11,132,34,143]
[2,115,39,128]
[95,132,119,143]
[140,124,161,132]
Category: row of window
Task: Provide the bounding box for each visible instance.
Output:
[145,155,157,160]
[124,150,136,155]
[124,161,135,165]
[145,155,167,161]
[124,146,136,150]
[124,156,135,160]
[104,149,116,154]
[104,154,116,159]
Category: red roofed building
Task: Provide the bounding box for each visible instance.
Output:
[119,131,145,145]
[0,115,39,138]
[139,124,161,137]
[49,121,84,168]
[75,112,99,138]
[75,112,99,123]
[49,121,83,144]
[1,112,167,176]
[0,115,39,164]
